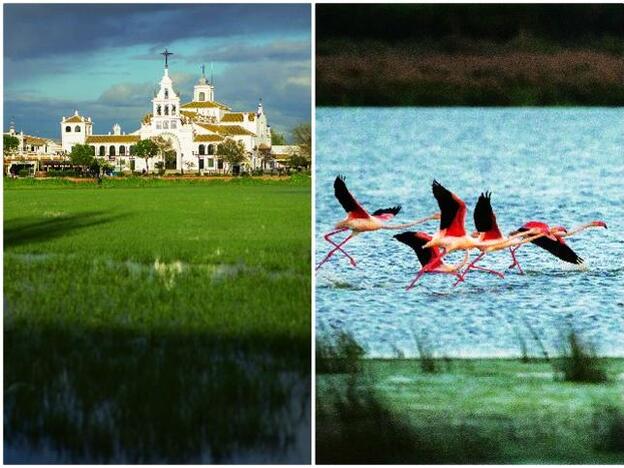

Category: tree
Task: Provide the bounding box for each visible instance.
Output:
[271,130,287,145]
[131,139,159,174]
[258,145,275,171]
[217,139,247,174]
[151,136,176,169]
[3,135,19,156]
[292,123,311,169]
[287,152,310,171]
[69,144,95,174]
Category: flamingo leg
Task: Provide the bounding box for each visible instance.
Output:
[471,265,505,279]
[405,251,448,291]
[453,252,485,286]
[507,246,525,275]
[315,233,356,271]
[323,228,357,266]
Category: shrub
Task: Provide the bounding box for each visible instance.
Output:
[316,330,365,374]
[554,331,607,383]
[18,169,31,177]
[414,333,438,374]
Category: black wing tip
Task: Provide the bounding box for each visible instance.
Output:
[373,205,401,216]
[335,174,346,184]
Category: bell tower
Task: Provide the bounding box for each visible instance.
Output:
[193,64,215,102]
[152,49,181,132]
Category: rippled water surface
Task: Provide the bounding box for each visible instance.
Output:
[316,108,624,358]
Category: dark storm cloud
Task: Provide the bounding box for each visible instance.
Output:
[184,40,310,64]
[4,4,310,60]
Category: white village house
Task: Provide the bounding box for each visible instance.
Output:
[59,50,276,174]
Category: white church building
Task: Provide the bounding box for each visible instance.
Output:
[60,50,273,174]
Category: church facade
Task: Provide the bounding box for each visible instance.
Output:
[61,51,273,174]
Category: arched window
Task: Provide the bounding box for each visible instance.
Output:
[164,89,169,99]
[75,125,81,132]
[199,92,205,101]
[65,126,72,132]
[99,146,105,156]
[157,105,162,116]
[129,145,135,155]
[198,144,205,155]
[208,144,215,155]
[91,146,96,155]
[172,105,176,114]
[163,121,169,129]
[164,105,169,116]
[119,145,126,155]
[109,146,116,156]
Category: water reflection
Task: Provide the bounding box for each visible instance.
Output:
[4,323,310,463]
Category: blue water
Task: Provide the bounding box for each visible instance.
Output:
[315,108,624,358]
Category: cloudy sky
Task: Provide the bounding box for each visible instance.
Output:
[4,4,311,140]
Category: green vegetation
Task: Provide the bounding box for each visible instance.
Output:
[317,4,624,106]
[555,331,608,383]
[217,138,247,173]
[316,331,624,464]
[131,138,159,172]
[4,176,311,462]
[271,130,287,145]
[4,134,19,155]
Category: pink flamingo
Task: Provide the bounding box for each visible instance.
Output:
[316,175,439,271]
[408,181,547,290]
[394,231,470,284]
[508,220,607,268]
[455,191,529,284]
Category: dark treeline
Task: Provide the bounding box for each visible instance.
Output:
[316,4,624,106]
[317,4,624,46]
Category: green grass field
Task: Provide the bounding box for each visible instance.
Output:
[317,358,624,464]
[4,176,311,463]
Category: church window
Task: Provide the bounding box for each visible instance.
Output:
[65,126,72,132]
[91,146,96,154]
[208,144,215,155]
[99,146,105,156]
[207,158,214,168]
[199,145,205,155]
[171,121,177,129]
[157,105,162,116]
[156,122,162,129]
[109,146,116,156]
[199,158,204,170]
[129,145,135,155]
[172,105,176,114]
[164,105,169,116]
[164,89,169,99]
[199,92,206,101]
[75,125,81,132]
[163,121,169,129]
[119,145,126,155]
[217,158,223,170]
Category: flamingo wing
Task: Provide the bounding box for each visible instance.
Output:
[474,192,503,240]
[334,175,368,218]
[372,206,401,221]
[516,227,584,265]
[432,180,466,236]
[394,231,441,267]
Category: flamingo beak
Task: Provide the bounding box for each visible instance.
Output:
[423,240,434,249]
[593,221,608,229]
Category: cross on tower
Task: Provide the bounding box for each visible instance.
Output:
[161,49,174,68]
[201,64,206,76]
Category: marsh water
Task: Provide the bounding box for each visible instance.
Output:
[316,108,624,358]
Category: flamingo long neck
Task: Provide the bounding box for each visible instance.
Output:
[381,214,439,230]
[490,229,549,250]
[561,222,598,238]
